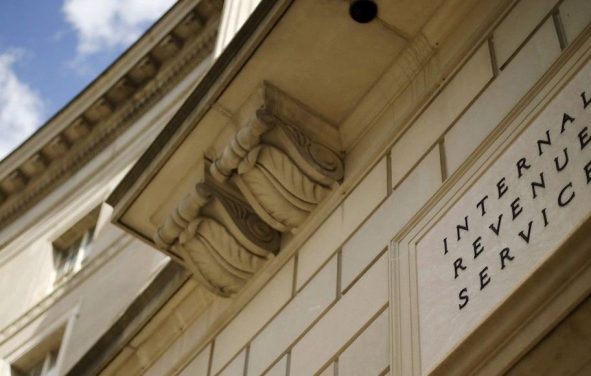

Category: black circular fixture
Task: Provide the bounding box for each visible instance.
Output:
[349,0,378,24]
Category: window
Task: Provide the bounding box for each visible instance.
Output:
[14,351,58,376]
[10,326,64,376]
[52,207,100,285]
[53,226,94,285]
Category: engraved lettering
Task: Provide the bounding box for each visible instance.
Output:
[511,197,523,220]
[458,288,469,310]
[518,221,533,244]
[531,172,545,199]
[473,236,484,259]
[456,216,469,241]
[497,177,508,199]
[537,130,552,156]
[579,126,590,150]
[560,112,575,133]
[554,147,570,172]
[454,258,467,279]
[477,195,489,216]
[582,91,591,109]
[541,208,549,227]
[558,182,575,207]
[479,267,491,290]
[499,247,514,270]
[585,160,591,184]
[489,214,503,236]
[516,157,531,178]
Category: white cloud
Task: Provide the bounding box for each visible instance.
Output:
[0,50,45,159]
[63,0,176,55]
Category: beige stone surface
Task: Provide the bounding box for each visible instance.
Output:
[390,42,492,187]
[376,0,445,38]
[178,345,211,376]
[296,158,387,289]
[143,292,212,376]
[263,354,287,376]
[291,253,389,375]
[342,147,441,291]
[144,296,232,375]
[338,308,389,376]
[248,256,337,376]
[507,295,591,376]
[318,362,335,376]
[0,49,208,371]
[210,258,294,374]
[341,157,389,237]
[418,57,591,373]
[560,0,591,43]
[217,348,246,376]
[216,0,406,125]
[445,19,561,175]
[493,0,558,67]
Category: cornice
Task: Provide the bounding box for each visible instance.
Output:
[0,0,223,230]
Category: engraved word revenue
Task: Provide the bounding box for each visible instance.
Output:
[441,90,591,311]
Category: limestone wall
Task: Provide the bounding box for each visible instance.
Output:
[0,53,211,375]
[145,0,591,375]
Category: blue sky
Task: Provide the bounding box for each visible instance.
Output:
[0,0,175,159]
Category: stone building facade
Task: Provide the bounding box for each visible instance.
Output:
[1,0,591,375]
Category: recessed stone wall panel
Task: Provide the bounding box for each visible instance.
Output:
[493,0,558,67]
[210,258,294,374]
[338,308,389,376]
[342,147,442,291]
[290,253,388,375]
[560,0,591,43]
[217,348,246,376]
[178,345,211,376]
[445,19,561,175]
[390,42,493,187]
[248,256,337,376]
[418,54,591,373]
[296,157,388,289]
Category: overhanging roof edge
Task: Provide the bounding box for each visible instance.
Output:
[107,0,292,209]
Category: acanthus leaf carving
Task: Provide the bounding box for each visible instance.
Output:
[155,83,344,296]
[177,217,268,296]
[211,100,343,232]
[233,145,331,231]
[154,175,279,297]
[200,178,281,255]
[262,111,344,186]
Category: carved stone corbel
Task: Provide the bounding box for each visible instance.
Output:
[210,87,344,232]
[154,179,280,297]
[155,83,343,296]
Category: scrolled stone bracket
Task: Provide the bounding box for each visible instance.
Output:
[210,99,344,232]
[153,178,280,296]
[155,83,344,296]
[209,110,275,182]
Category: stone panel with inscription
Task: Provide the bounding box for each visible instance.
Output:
[417,60,591,372]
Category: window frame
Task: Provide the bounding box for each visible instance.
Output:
[52,225,95,286]
[51,206,100,287]
[5,306,78,376]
